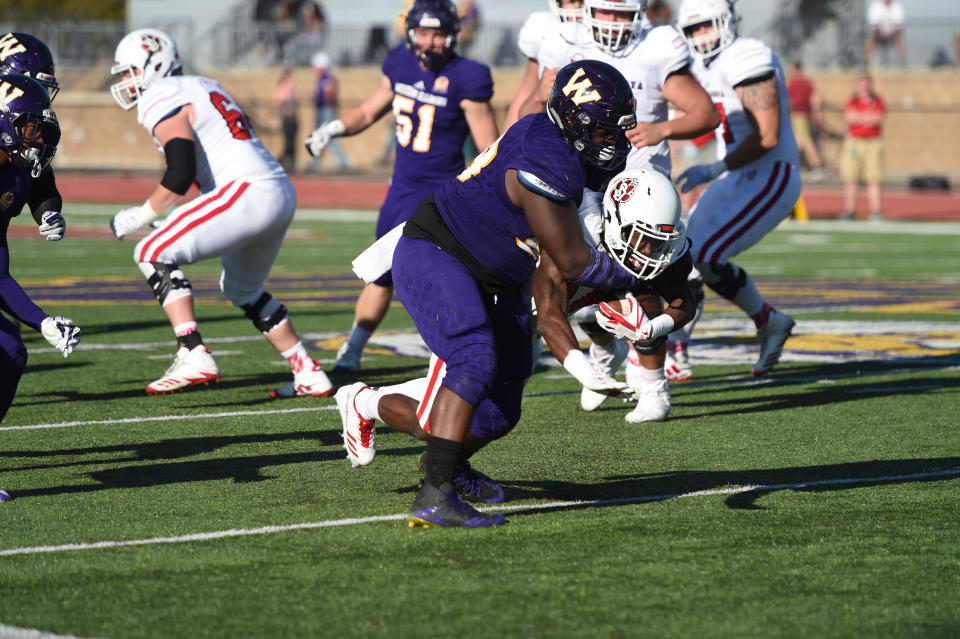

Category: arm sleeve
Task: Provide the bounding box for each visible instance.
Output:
[0,240,47,330]
[160,137,197,195]
[28,167,62,226]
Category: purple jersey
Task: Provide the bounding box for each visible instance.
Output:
[433,112,587,289]
[0,164,46,331]
[383,44,493,187]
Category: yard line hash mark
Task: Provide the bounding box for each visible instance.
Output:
[1,469,956,557]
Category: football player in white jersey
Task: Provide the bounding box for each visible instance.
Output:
[108,28,333,398]
[503,0,584,130]
[671,0,801,379]
[515,0,719,419]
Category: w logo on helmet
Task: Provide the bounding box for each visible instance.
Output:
[0,33,26,61]
[0,80,24,106]
[561,67,602,105]
[610,177,638,204]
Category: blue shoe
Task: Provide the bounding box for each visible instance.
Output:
[417,453,505,504]
[408,482,505,528]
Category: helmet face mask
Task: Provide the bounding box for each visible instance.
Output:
[583,0,647,53]
[600,169,685,279]
[110,28,181,110]
[677,0,737,58]
[547,60,637,168]
[549,0,584,23]
[0,32,59,101]
[0,74,60,177]
[405,0,460,70]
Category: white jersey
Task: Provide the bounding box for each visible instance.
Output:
[517,11,566,61]
[689,38,799,168]
[537,24,691,176]
[137,75,286,193]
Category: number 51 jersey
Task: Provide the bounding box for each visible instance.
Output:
[136,75,286,193]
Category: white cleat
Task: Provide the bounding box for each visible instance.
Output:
[333,341,361,372]
[146,345,219,394]
[335,382,376,467]
[580,340,629,411]
[752,310,795,377]
[271,359,334,398]
[625,379,671,423]
[664,340,693,382]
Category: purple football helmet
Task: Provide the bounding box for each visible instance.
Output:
[0,74,60,177]
[547,60,637,168]
[405,0,460,70]
[0,32,59,101]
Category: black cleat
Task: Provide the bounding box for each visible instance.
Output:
[407,481,505,528]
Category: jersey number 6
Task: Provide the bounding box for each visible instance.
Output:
[210,91,253,141]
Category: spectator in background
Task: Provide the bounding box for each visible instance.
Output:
[841,72,886,221]
[458,0,480,53]
[307,52,351,173]
[865,0,905,67]
[645,0,672,27]
[786,60,824,181]
[273,68,299,172]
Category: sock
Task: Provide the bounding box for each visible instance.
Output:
[281,341,312,374]
[174,322,203,350]
[422,436,463,489]
[346,323,373,352]
[378,377,429,401]
[354,386,381,421]
[751,302,774,330]
[638,365,665,384]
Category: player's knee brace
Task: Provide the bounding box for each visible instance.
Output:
[701,262,745,302]
[240,291,289,334]
[138,262,192,307]
[633,335,667,356]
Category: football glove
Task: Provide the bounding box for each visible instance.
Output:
[596,293,676,343]
[304,119,346,157]
[38,211,66,241]
[111,201,160,240]
[675,160,727,193]
[40,315,80,358]
[562,349,629,396]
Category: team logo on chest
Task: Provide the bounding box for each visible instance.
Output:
[432,76,449,93]
[0,192,15,210]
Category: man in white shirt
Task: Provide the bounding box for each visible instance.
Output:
[865,0,906,67]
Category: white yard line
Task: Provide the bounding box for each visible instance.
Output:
[1,469,956,558]
[0,624,103,639]
[0,406,335,432]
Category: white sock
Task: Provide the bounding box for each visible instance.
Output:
[354,386,381,421]
[638,365,665,384]
[280,341,312,374]
[378,377,429,401]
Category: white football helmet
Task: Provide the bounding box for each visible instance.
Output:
[548,0,584,23]
[583,0,646,53]
[676,0,737,58]
[600,168,685,280]
[110,28,182,110]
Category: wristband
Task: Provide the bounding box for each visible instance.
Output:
[142,199,162,223]
[646,314,676,341]
[328,119,346,137]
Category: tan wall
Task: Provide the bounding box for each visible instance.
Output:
[55,67,960,182]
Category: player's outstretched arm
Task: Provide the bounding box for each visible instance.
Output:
[305,75,394,156]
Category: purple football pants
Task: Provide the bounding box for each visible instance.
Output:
[393,235,532,441]
[0,315,27,422]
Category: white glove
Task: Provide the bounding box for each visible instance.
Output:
[596,293,676,343]
[111,201,160,240]
[41,315,80,357]
[562,349,629,396]
[675,160,727,193]
[38,211,65,241]
[304,119,345,157]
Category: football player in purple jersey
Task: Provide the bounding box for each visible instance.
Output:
[305,0,499,374]
[0,75,80,425]
[0,32,66,243]
[383,60,638,528]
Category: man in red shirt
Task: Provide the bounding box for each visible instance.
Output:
[786,60,824,180]
[842,72,886,221]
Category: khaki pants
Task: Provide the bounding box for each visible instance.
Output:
[841,137,884,183]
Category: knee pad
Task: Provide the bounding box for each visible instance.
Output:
[633,334,668,356]
[138,262,192,307]
[240,291,289,334]
[700,262,745,302]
